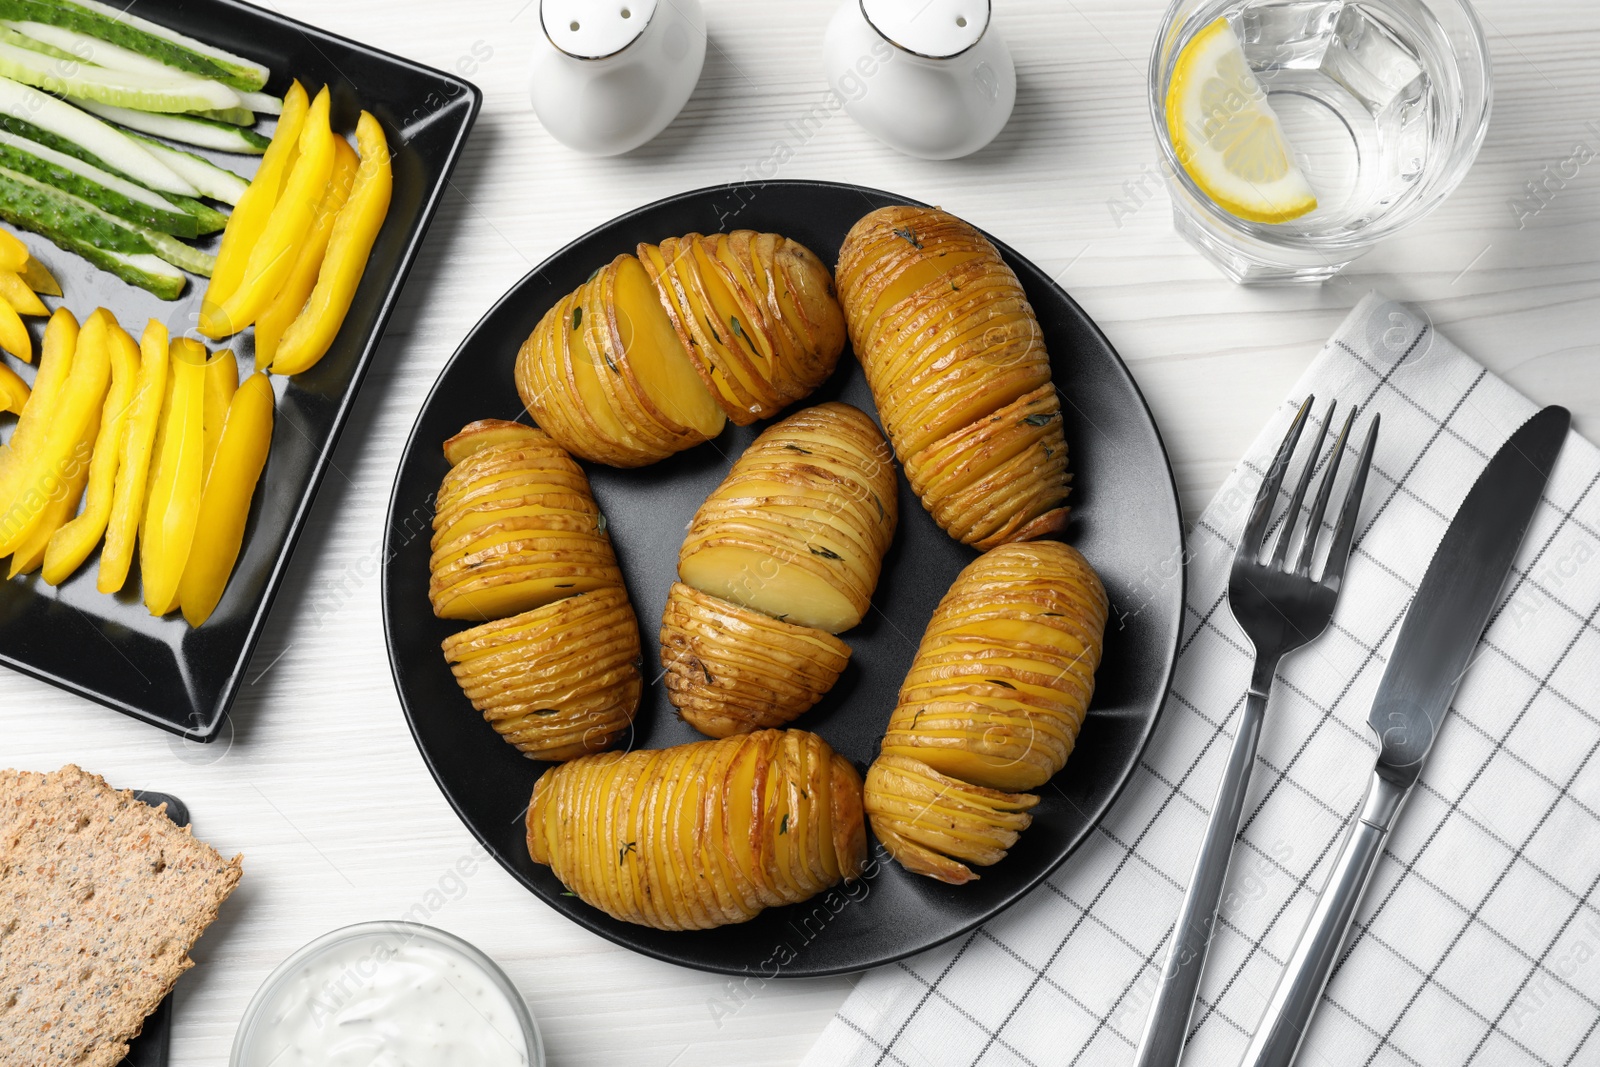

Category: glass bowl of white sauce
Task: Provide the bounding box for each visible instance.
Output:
[231,921,543,1067]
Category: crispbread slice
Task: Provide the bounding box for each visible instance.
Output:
[0,765,242,1067]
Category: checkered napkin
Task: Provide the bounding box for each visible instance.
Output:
[804,292,1600,1067]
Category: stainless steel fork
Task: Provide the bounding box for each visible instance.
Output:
[1133,396,1379,1067]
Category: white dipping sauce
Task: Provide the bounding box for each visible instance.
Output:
[239,929,531,1067]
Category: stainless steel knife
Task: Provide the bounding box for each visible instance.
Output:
[1239,405,1571,1067]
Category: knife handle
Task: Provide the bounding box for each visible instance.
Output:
[1239,771,1410,1067]
[1133,683,1270,1067]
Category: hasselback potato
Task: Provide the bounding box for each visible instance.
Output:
[866,541,1108,883]
[428,421,622,621]
[677,402,897,634]
[661,582,851,738]
[516,230,846,467]
[526,729,867,930]
[837,206,1071,549]
[442,587,641,761]
[432,419,641,761]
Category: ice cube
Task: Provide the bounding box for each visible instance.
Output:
[1322,2,1425,110]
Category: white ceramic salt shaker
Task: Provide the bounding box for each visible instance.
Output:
[530,0,707,156]
[822,0,1016,160]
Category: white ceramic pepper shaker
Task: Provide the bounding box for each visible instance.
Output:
[823,0,1016,160]
[530,0,707,156]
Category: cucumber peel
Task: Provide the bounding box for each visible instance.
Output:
[193,105,254,126]
[137,225,213,276]
[160,191,227,233]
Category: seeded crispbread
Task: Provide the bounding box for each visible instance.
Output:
[0,765,242,1067]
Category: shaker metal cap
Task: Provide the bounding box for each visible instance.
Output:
[861,0,990,58]
[542,0,657,59]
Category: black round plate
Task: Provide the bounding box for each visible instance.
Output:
[382,180,1183,977]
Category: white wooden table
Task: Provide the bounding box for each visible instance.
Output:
[3,1,1596,1064]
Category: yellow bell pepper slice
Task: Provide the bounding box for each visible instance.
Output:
[202,349,238,478]
[255,136,358,371]
[0,361,27,414]
[0,229,27,273]
[0,297,29,362]
[8,403,96,577]
[204,88,336,339]
[97,320,170,594]
[41,318,140,585]
[0,271,46,316]
[177,371,273,626]
[0,310,107,557]
[20,256,60,298]
[0,308,75,495]
[141,337,207,615]
[200,81,309,331]
[272,111,392,377]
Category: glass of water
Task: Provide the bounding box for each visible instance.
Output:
[1148,0,1492,283]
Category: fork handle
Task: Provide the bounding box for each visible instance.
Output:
[1133,681,1271,1067]
[1239,771,1411,1067]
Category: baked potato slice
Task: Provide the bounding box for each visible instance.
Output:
[585,255,726,455]
[430,498,601,552]
[442,419,548,465]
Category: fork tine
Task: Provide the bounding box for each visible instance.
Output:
[1319,414,1380,591]
[1238,396,1314,564]
[1270,401,1334,568]
[1294,406,1357,576]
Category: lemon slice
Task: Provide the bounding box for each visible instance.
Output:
[1165,17,1317,224]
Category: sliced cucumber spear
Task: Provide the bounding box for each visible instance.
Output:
[8,23,279,122]
[46,234,182,298]
[0,0,268,91]
[0,129,198,235]
[78,99,267,153]
[128,134,248,206]
[0,22,72,60]
[0,37,241,112]
[0,163,191,296]
[0,76,195,194]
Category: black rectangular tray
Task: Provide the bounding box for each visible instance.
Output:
[0,0,480,740]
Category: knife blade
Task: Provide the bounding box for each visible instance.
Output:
[1240,405,1570,1067]
[1365,404,1572,785]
